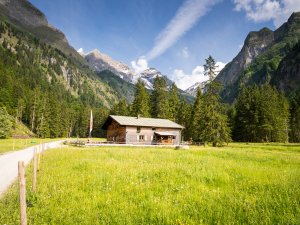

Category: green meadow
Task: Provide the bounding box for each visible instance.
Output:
[0,138,56,154]
[0,138,106,154]
[0,143,300,224]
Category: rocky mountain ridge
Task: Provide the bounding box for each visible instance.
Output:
[85,49,133,82]
[184,81,207,97]
[216,27,274,87]
[83,49,175,91]
[216,12,300,102]
[0,0,84,64]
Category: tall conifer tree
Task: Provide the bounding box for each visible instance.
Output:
[199,56,231,146]
[131,79,150,117]
[111,98,129,116]
[168,83,179,121]
[150,76,170,119]
[177,99,192,141]
[190,88,203,142]
[234,84,290,142]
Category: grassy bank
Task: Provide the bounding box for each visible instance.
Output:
[0,137,105,154]
[0,138,56,154]
[0,143,299,224]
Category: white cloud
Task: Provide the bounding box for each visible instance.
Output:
[179,47,190,58]
[146,0,221,61]
[172,61,226,90]
[77,48,85,56]
[233,0,300,27]
[216,61,226,73]
[131,57,149,75]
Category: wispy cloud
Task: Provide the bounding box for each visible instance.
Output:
[233,0,300,27]
[146,0,221,61]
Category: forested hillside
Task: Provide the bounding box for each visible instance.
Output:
[0,20,117,138]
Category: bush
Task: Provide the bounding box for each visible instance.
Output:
[0,107,13,138]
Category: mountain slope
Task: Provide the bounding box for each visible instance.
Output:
[96,70,136,102]
[217,12,300,102]
[185,81,207,97]
[85,49,133,82]
[270,41,300,92]
[139,68,174,90]
[83,48,194,102]
[0,7,119,137]
[0,0,85,64]
[216,27,274,87]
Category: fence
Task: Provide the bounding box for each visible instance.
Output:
[16,141,61,225]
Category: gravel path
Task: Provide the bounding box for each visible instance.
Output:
[0,140,64,196]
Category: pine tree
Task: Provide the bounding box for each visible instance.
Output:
[234,84,290,142]
[199,56,231,146]
[233,86,259,142]
[177,98,192,141]
[190,88,203,142]
[151,76,170,119]
[289,92,300,142]
[131,79,150,117]
[168,83,179,121]
[111,98,129,116]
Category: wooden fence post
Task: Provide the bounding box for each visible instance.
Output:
[18,161,27,225]
[37,144,41,171]
[32,148,37,192]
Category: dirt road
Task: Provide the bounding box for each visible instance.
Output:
[0,140,64,196]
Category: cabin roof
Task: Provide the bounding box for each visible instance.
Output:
[102,115,184,129]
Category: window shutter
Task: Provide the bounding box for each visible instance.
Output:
[151,136,153,141]
[145,135,147,141]
[137,135,139,141]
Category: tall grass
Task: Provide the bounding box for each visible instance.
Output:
[0,138,57,154]
[0,143,299,224]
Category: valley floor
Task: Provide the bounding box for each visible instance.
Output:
[0,143,299,224]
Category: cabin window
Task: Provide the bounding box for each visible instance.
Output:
[139,135,144,141]
[137,127,141,133]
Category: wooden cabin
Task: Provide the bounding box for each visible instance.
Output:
[102,115,184,145]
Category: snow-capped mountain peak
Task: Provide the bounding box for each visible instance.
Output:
[79,48,180,92]
[185,81,207,97]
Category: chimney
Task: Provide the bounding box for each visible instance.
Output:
[137,114,141,119]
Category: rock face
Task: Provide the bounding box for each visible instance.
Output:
[84,50,175,90]
[85,49,133,82]
[216,12,300,102]
[139,68,173,90]
[0,0,48,27]
[185,81,207,97]
[0,0,83,63]
[216,27,274,86]
[271,42,300,92]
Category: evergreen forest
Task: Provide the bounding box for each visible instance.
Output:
[0,19,300,145]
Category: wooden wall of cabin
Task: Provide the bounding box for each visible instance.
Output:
[107,120,126,143]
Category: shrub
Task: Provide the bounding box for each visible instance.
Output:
[0,107,13,138]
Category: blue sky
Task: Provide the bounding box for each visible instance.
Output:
[29,0,299,89]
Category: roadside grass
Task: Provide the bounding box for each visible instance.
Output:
[0,138,105,154]
[0,143,299,224]
[0,138,61,154]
